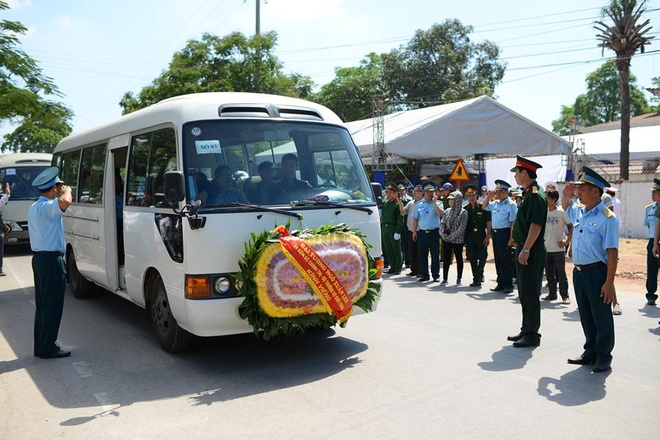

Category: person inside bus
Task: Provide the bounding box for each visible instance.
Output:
[278,153,311,192]
[248,161,283,205]
[200,165,249,205]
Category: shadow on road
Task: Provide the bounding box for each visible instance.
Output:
[537,367,609,406]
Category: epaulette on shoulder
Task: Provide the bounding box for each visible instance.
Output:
[575,202,585,207]
[532,186,539,194]
[602,208,613,218]
[646,203,655,208]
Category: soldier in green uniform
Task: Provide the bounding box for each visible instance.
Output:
[381,182,404,274]
[507,156,547,348]
[463,184,491,287]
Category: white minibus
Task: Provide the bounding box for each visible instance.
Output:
[53,92,383,352]
[0,152,53,245]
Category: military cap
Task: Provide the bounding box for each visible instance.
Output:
[422,181,436,192]
[494,179,511,191]
[385,182,398,191]
[463,184,478,196]
[395,180,407,190]
[605,186,618,195]
[575,166,609,191]
[545,181,558,191]
[510,155,543,173]
[441,182,454,191]
[652,178,660,191]
[32,167,64,190]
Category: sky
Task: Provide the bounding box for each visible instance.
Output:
[3,0,660,136]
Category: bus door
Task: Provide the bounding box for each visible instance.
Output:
[105,138,128,292]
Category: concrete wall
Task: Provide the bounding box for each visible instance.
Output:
[609,176,656,239]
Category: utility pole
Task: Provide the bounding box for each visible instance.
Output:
[256,0,260,36]
[373,97,385,168]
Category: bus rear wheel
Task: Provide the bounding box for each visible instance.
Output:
[149,275,192,353]
[67,250,94,298]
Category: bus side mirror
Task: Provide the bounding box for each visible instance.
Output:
[164,171,186,203]
[371,182,383,207]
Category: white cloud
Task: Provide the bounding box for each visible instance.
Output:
[6,0,32,9]
[57,17,73,29]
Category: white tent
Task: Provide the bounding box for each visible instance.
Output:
[347,95,571,162]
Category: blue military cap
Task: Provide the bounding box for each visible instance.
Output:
[32,167,64,190]
[575,166,609,191]
[422,181,436,192]
[494,179,511,191]
[652,178,660,191]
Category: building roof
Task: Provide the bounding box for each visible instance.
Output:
[579,112,660,133]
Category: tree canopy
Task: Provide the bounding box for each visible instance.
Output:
[551,60,650,135]
[0,0,73,152]
[119,31,314,114]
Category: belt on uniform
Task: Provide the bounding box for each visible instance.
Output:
[574,261,606,271]
[420,228,439,233]
[493,228,509,233]
[34,250,64,257]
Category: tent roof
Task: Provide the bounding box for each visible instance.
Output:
[347,95,571,161]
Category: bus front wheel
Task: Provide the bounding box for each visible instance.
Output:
[149,275,192,353]
[67,250,94,298]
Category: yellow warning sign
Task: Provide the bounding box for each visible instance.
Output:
[449,158,470,181]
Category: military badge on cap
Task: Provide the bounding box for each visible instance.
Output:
[422,181,436,192]
[441,182,454,191]
[575,166,609,191]
[31,167,64,190]
[385,182,398,191]
[545,181,558,191]
[510,155,543,173]
[463,184,478,196]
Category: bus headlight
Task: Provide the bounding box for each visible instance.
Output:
[213,276,231,295]
[185,274,239,299]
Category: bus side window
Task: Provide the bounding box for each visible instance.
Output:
[126,128,176,207]
[79,144,106,204]
[127,133,150,206]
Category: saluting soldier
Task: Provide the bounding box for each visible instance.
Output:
[412,181,444,282]
[643,179,660,307]
[482,179,518,293]
[566,167,619,373]
[381,182,404,274]
[508,156,547,348]
[463,184,491,287]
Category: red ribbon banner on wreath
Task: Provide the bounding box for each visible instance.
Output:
[276,226,353,321]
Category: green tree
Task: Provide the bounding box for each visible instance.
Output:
[311,53,385,122]
[551,60,650,134]
[120,31,313,114]
[380,19,506,110]
[648,76,660,111]
[595,0,654,180]
[0,0,72,152]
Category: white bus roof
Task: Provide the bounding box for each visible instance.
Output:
[54,92,345,153]
[0,152,53,167]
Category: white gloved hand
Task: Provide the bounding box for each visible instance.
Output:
[393,233,401,240]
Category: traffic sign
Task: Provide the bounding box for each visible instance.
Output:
[449,158,469,181]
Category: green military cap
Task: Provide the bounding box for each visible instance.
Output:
[385,182,398,191]
[463,184,478,196]
[575,166,609,191]
[510,155,543,173]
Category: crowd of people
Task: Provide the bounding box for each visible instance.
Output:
[381,155,659,373]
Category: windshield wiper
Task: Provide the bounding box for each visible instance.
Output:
[291,196,373,215]
[202,202,303,220]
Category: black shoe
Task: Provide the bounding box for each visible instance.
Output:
[592,362,612,373]
[507,333,523,342]
[407,272,418,276]
[469,282,481,287]
[502,288,514,293]
[567,355,595,365]
[542,295,557,301]
[418,276,430,282]
[512,336,540,347]
[39,349,71,359]
[386,269,397,274]
[432,277,439,282]
[490,286,504,292]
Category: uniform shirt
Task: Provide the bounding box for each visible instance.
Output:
[565,198,585,226]
[544,207,571,253]
[464,203,491,237]
[486,198,517,229]
[572,201,619,265]
[380,199,403,229]
[0,192,9,209]
[512,181,547,245]
[28,196,65,253]
[644,202,658,239]
[412,199,442,230]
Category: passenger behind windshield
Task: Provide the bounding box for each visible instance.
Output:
[199,165,249,205]
[248,161,283,205]
[278,153,311,192]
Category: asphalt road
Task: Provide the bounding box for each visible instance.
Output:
[1,245,659,440]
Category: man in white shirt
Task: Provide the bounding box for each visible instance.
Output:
[542,189,573,304]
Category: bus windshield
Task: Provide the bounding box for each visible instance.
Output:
[182,120,374,208]
[0,165,49,200]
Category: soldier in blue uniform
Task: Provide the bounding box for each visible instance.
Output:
[643,179,660,306]
[508,156,547,348]
[29,167,73,359]
[463,184,491,287]
[565,166,619,373]
[482,179,517,293]
[412,181,444,282]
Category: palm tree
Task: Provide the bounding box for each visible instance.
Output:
[594,0,653,180]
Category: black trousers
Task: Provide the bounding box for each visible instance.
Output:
[418,228,440,279]
[406,229,419,274]
[544,251,569,299]
[646,238,659,302]
[492,230,513,289]
[442,242,464,281]
[33,253,67,356]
